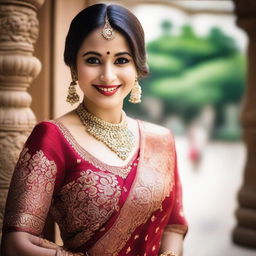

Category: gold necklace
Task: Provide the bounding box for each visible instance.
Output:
[76,103,135,160]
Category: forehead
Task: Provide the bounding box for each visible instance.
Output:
[78,28,131,54]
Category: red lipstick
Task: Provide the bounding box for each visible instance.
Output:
[93,85,121,96]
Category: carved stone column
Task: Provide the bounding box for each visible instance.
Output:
[0,0,44,241]
[232,0,256,248]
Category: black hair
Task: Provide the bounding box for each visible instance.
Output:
[64,3,149,78]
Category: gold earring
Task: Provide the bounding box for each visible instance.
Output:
[66,72,80,105]
[129,79,142,104]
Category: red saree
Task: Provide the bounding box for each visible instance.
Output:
[3,119,187,256]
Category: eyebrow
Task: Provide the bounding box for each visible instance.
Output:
[82,51,132,57]
[115,52,132,57]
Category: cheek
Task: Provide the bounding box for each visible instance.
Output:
[122,67,137,84]
[77,66,97,81]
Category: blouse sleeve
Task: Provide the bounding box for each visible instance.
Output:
[165,148,188,236]
[2,122,65,236]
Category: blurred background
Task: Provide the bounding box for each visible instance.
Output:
[129,2,246,141]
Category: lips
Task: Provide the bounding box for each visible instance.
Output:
[93,85,121,96]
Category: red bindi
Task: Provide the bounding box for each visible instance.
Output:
[107,51,110,55]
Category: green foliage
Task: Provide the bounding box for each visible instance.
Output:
[147,53,184,76]
[140,20,246,128]
[150,54,245,105]
[147,34,217,67]
[161,20,173,35]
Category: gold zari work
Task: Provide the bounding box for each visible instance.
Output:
[76,103,135,160]
[52,169,121,248]
[4,147,57,235]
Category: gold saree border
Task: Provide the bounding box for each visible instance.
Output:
[89,121,175,256]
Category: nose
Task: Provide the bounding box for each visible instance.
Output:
[100,63,117,83]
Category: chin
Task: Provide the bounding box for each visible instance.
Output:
[90,99,124,111]
[102,101,123,110]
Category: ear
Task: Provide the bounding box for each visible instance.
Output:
[70,67,78,81]
[136,70,141,80]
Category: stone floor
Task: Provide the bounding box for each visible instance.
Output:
[175,136,256,256]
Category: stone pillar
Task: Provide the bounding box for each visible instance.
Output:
[0,0,44,242]
[233,0,256,249]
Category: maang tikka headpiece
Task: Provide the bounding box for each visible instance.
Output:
[101,13,115,40]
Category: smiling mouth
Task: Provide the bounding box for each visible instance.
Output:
[93,85,121,95]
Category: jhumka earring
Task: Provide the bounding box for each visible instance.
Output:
[66,70,80,105]
[129,79,142,104]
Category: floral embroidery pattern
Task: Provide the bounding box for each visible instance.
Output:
[4,147,57,235]
[52,169,122,248]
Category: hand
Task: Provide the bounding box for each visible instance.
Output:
[55,247,84,256]
[38,237,61,250]
[38,237,84,256]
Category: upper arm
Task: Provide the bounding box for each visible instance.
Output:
[166,140,188,236]
[160,231,184,256]
[3,145,58,236]
[2,122,64,237]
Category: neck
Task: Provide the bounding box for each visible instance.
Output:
[82,99,123,124]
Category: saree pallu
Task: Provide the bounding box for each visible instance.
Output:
[2,120,188,256]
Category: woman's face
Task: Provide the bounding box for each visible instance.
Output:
[76,28,137,111]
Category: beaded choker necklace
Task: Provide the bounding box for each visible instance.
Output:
[76,103,135,160]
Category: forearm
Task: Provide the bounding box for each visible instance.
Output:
[1,232,83,256]
[159,231,184,256]
[1,232,56,256]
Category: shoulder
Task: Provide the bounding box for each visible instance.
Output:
[25,121,65,149]
[30,108,78,137]
[55,109,78,126]
[139,119,173,138]
[30,120,60,137]
[138,120,176,155]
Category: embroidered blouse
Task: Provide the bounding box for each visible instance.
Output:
[3,120,188,256]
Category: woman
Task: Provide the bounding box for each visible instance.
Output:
[1,3,187,256]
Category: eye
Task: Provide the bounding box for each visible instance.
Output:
[114,57,130,65]
[86,57,101,64]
